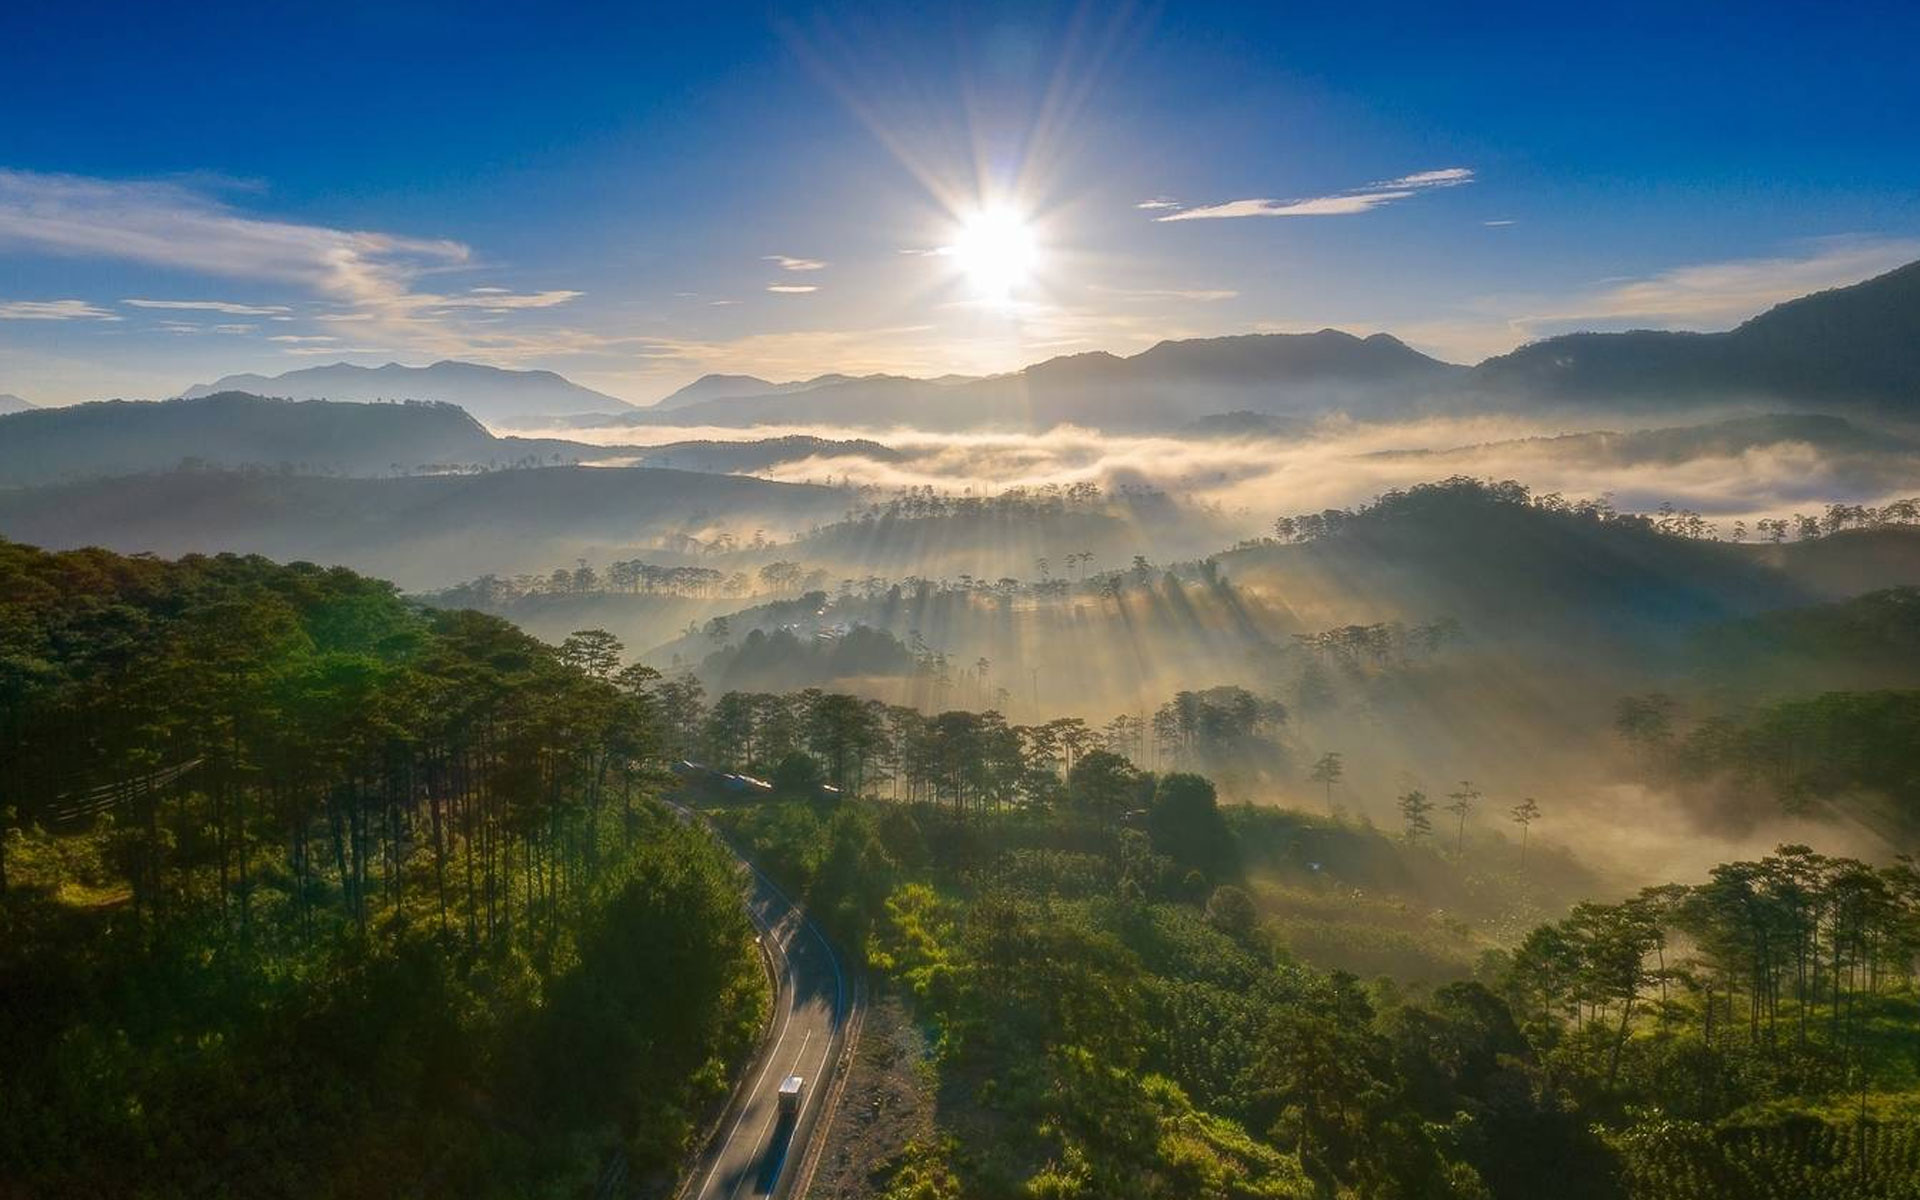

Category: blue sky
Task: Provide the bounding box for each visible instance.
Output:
[2,0,1917,405]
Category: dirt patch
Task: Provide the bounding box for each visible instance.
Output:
[807,993,934,1198]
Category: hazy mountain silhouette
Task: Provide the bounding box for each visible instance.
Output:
[0,393,34,415]
[178,360,630,423]
[0,392,618,486]
[637,329,1460,431]
[625,264,1920,429]
[1472,259,1920,410]
[649,371,920,409]
[0,393,911,487]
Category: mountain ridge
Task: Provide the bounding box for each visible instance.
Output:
[1473,258,1920,410]
[178,359,631,423]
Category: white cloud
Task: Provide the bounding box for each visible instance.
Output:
[0,170,468,309]
[1158,192,1412,221]
[123,297,292,315]
[153,320,254,334]
[767,284,819,294]
[0,298,121,320]
[1135,198,1181,210]
[1483,219,1516,227]
[764,255,827,272]
[1378,167,1475,188]
[0,170,602,364]
[425,288,582,311]
[268,334,336,344]
[1154,166,1473,222]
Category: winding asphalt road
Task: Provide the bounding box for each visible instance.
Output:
[676,806,851,1200]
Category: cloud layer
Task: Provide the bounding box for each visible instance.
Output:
[1156,166,1474,222]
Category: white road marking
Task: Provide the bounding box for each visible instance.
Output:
[694,884,792,1200]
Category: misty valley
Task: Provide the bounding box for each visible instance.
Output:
[8,264,1920,1200]
[6,10,1920,1197]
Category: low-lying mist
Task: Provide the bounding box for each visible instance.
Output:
[511,408,1920,539]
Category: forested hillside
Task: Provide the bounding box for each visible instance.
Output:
[674,682,1920,1200]
[0,541,766,1197]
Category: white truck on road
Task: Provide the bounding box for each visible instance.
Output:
[777,1075,805,1118]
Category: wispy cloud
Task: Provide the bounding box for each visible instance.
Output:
[767,284,819,294]
[154,320,256,335]
[0,169,604,364]
[0,298,121,320]
[1377,167,1475,189]
[1483,219,1516,227]
[1154,166,1474,222]
[764,255,827,272]
[1158,193,1411,220]
[268,334,336,344]
[1135,198,1181,211]
[123,297,292,315]
[0,170,468,308]
[424,288,582,311]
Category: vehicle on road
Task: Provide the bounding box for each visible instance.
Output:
[777,1075,805,1118]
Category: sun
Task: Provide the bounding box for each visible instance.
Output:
[948,205,1040,302]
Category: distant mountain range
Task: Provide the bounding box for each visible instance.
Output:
[637,261,1920,430]
[155,257,1920,434]
[630,328,1456,431]
[0,393,900,487]
[0,393,34,415]
[178,360,630,423]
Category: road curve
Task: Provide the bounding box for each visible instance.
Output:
[674,804,851,1200]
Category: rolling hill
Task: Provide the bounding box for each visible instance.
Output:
[1472,259,1920,412]
[0,392,613,485]
[623,434,904,473]
[0,465,851,589]
[178,360,631,423]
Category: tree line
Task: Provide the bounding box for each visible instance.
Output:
[1262,477,1920,548]
[0,539,765,1197]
